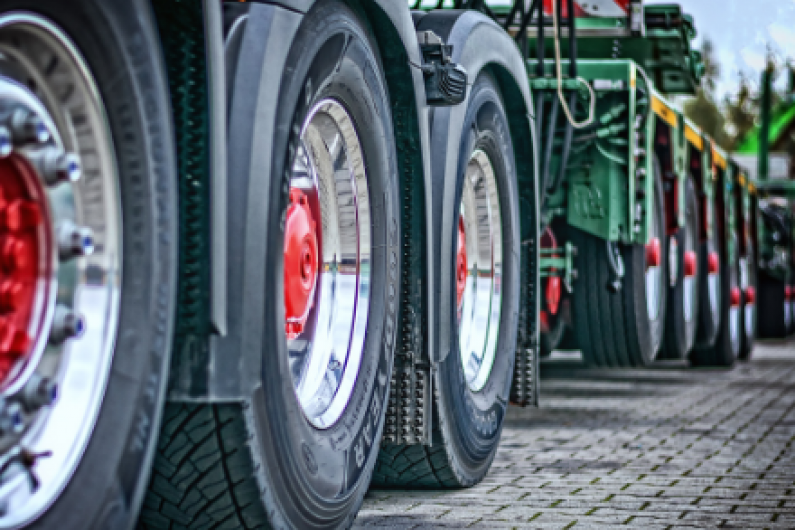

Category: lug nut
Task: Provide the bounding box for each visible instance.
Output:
[9,108,49,145]
[57,221,94,261]
[50,305,86,345]
[28,148,81,186]
[19,374,58,411]
[0,400,24,435]
[0,126,12,158]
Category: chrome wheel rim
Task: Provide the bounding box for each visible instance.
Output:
[458,150,502,393]
[682,199,698,323]
[0,14,121,526]
[286,99,370,429]
[645,208,662,321]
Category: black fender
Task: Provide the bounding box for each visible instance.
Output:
[168,0,434,400]
[414,10,539,365]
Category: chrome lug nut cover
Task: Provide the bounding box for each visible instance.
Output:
[8,108,49,146]
[27,148,81,186]
[56,221,94,260]
[49,306,85,345]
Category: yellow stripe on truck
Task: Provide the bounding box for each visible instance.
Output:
[711,147,727,170]
[685,124,703,151]
[652,94,677,129]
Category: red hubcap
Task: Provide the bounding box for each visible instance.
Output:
[0,155,49,383]
[541,227,562,315]
[786,286,794,301]
[744,286,756,305]
[645,237,661,269]
[730,287,741,307]
[683,250,697,278]
[456,215,467,309]
[707,251,719,274]
[284,188,319,340]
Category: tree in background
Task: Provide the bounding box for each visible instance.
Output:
[684,39,732,149]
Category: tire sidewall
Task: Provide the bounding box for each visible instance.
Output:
[438,72,519,480]
[248,2,399,526]
[0,1,177,528]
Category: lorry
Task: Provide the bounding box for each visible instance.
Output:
[0,0,768,528]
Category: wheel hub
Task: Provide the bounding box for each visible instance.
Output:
[0,155,48,384]
[0,14,122,526]
[683,251,697,278]
[707,251,719,274]
[456,215,467,309]
[458,149,502,393]
[284,188,318,340]
[646,237,661,268]
[286,99,371,429]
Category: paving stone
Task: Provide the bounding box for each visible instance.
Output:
[357,341,795,528]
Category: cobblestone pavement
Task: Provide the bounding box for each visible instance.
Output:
[356,340,795,529]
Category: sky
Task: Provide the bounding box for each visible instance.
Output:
[648,0,795,101]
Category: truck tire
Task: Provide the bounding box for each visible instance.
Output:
[374,73,520,488]
[571,157,667,367]
[540,302,569,357]
[757,272,790,338]
[0,2,178,529]
[691,228,741,367]
[139,2,400,528]
[661,178,700,359]
[695,191,722,349]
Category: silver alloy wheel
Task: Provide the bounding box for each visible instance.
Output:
[0,14,121,527]
[707,202,720,322]
[740,249,755,339]
[683,205,697,323]
[458,150,502,393]
[645,212,662,322]
[286,99,371,429]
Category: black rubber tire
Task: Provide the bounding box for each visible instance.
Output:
[139,3,400,528]
[739,239,757,360]
[695,193,722,349]
[540,298,572,357]
[0,1,178,528]
[661,178,700,359]
[571,158,667,367]
[373,73,520,488]
[691,228,741,367]
[757,271,790,338]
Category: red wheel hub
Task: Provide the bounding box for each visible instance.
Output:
[541,228,562,316]
[730,287,741,307]
[786,286,794,301]
[456,215,467,309]
[707,251,719,274]
[0,155,49,384]
[284,188,319,340]
[645,237,661,269]
[683,250,697,278]
[744,286,756,305]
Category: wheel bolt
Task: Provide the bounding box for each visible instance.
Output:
[0,401,25,434]
[9,108,49,145]
[50,305,85,345]
[28,148,81,186]
[58,221,94,261]
[19,374,58,411]
[0,126,12,157]
[3,200,42,233]
[0,281,24,312]
[1,237,29,273]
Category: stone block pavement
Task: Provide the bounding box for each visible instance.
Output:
[356,340,795,529]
